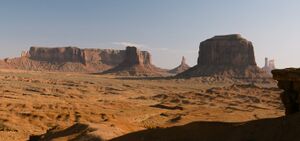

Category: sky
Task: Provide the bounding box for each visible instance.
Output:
[0,0,299,69]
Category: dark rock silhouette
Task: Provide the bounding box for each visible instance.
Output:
[110,113,300,141]
[28,123,102,141]
[169,56,190,74]
[272,68,300,115]
[178,34,267,78]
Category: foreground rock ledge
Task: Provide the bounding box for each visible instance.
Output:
[272,68,300,115]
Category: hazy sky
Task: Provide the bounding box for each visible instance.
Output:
[0,0,299,69]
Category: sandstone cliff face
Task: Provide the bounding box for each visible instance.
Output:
[178,34,266,78]
[4,47,127,73]
[103,46,165,76]
[29,47,126,66]
[272,68,300,115]
[29,47,85,63]
[169,56,190,74]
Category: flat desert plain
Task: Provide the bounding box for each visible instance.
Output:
[0,69,283,141]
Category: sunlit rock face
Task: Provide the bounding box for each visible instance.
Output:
[1,46,127,72]
[29,46,126,66]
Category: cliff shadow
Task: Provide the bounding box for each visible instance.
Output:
[110,114,300,141]
[28,123,103,141]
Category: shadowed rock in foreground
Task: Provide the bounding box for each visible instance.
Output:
[28,123,102,141]
[31,114,300,141]
[272,68,300,115]
[178,34,267,78]
[110,113,300,141]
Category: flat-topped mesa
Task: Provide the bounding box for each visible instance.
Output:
[169,56,190,74]
[103,46,165,76]
[29,46,126,65]
[272,68,300,115]
[198,34,256,66]
[29,46,85,63]
[3,46,127,72]
[177,34,266,78]
[209,34,243,40]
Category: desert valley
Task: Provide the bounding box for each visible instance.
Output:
[1,34,300,141]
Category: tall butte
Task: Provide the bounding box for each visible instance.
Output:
[103,46,165,76]
[169,56,190,74]
[178,34,267,78]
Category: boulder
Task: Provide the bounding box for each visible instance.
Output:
[178,34,267,78]
[169,56,190,74]
[272,68,300,115]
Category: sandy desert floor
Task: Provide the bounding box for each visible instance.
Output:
[0,69,284,141]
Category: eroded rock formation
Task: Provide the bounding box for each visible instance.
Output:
[103,46,166,76]
[262,57,276,75]
[272,68,300,115]
[169,56,190,74]
[178,34,267,78]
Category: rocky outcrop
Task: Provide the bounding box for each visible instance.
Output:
[272,68,300,115]
[4,47,127,72]
[169,56,190,74]
[103,46,166,76]
[178,34,267,78]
